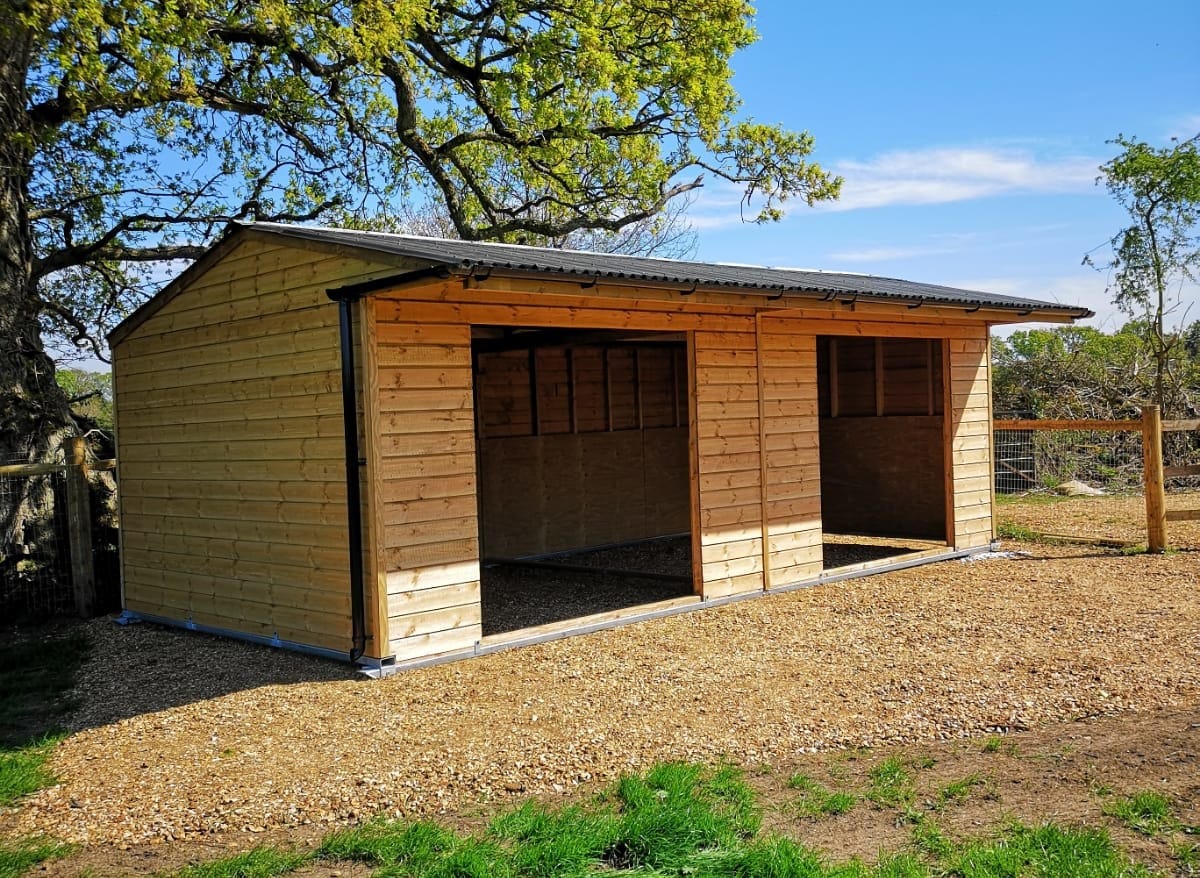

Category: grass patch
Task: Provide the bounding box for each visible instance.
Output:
[786,773,856,818]
[1102,790,1178,836]
[0,838,72,878]
[319,819,459,867]
[947,821,1151,877]
[0,631,89,748]
[166,847,309,878]
[1173,840,1199,874]
[934,774,990,808]
[0,734,64,807]
[0,629,90,807]
[996,521,1044,542]
[867,757,916,810]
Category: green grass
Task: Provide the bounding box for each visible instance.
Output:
[947,822,1152,877]
[1102,790,1178,836]
[787,773,857,818]
[996,520,1043,542]
[165,847,310,878]
[981,736,1003,754]
[934,774,990,808]
[0,630,90,807]
[0,631,90,748]
[1173,840,1199,874]
[866,757,916,810]
[0,839,72,878]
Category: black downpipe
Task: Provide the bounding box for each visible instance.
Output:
[332,293,367,662]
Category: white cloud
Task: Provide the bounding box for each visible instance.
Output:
[820,147,1103,212]
[1166,113,1200,141]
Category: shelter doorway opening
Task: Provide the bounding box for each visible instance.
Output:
[470,327,696,636]
[816,335,949,569]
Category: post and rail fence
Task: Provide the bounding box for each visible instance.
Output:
[0,436,116,619]
[2,413,1196,623]
[993,405,1200,552]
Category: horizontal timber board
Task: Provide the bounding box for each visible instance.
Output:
[122,496,347,526]
[384,516,478,549]
[119,459,346,482]
[703,571,764,599]
[374,299,757,332]
[123,564,350,615]
[388,580,480,619]
[118,437,341,462]
[122,513,347,548]
[386,560,480,594]
[117,305,338,359]
[384,538,479,573]
[118,414,344,444]
[377,367,473,391]
[390,625,483,664]
[118,349,339,394]
[123,547,347,593]
[389,604,482,640]
[116,324,338,377]
[123,529,349,568]
[116,372,340,410]
[375,344,472,368]
[118,394,342,429]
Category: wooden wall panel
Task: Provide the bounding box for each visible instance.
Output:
[818,416,945,538]
[945,335,995,547]
[372,316,483,661]
[757,318,823,587]
[478,428,688,556]
[113,237,404,656]
[692,328,765,598]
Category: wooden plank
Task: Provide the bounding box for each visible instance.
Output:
[1165,509,1200,522]
[116,324,338,377]
[1163,418,1200,432]
[389,604,482,640]
[1143,405,1167,552]
[993,418,1142,432]
[387,581,480,618]
[390,625,483,663]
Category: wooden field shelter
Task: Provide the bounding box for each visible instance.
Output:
[109,223,1090,671]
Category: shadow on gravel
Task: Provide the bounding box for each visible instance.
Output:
[11,617,362,734]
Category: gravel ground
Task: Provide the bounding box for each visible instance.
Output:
[3,498,1198,847]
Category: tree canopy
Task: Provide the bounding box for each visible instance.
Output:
[1087,133,1200,410]
[8,0,841,362]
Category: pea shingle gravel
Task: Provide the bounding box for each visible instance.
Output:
[3,521,1198,847]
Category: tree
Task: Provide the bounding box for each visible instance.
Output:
[383,188,699,258]
[1,0,841,550]
[1087,133,1200,412]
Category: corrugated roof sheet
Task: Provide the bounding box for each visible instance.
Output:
[247,222,1091,316]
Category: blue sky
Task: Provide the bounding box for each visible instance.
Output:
[689,1,1200,334]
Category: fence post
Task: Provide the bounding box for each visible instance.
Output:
[1141,405,1167,553]
[62,436,96,616]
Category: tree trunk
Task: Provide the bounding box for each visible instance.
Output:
[1,17,77,551]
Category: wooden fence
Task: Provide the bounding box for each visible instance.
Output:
[993,405,1200,552]
[0,436,115,616]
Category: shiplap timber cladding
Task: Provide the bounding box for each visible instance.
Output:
[369,313,483,662]
[692,328,765,598]
[473,341,689,556]
[108,225,1089,666]
[112,238,412,655]
[757,317,823,587]
[946,334,995,548]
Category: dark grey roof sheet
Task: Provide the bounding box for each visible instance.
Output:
[248,222,1091,316]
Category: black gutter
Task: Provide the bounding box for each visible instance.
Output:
[325,265,451,663]
[328,289,368,662]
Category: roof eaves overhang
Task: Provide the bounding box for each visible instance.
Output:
[335,261,1095,324]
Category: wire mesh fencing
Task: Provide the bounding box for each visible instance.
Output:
[0,450,75,621]
[993,427,1146,495]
